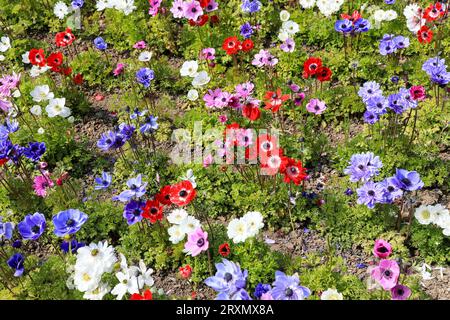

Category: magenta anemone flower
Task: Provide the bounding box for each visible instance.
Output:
[133,41,146,49]
[371,259,400,290]
[306,98,327,115]
[184,227,209,257]
[373,239,392,259]
[183,0,203,21]
[390,284,411,300]
[33,174,54,197]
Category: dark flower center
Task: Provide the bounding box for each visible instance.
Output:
[150,207,158,214]
[224,272,233,282]
[387,186,394,192]
[133,209,141,216]
[368,190,375,196]
[66,219,75,227]
[179,190,188,197]
[378,246,388,253]
[285,288,294,297]
[397,288,404,295]
[197,238,205,247]
[401,178,411,186]
[32,225,40,233]
[368,89,373,94]
[358,164,365,170]
[384,270,392,277]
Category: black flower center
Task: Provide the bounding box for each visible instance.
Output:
[32,225,40,233]
[285,288,294,297]
[179,190,188,197]
[368,190,375,196]
[66,219,75,227]
[384,270,392,277]
[224,272,233,282]
[197,238,205,247]
[150,207,158,214]
[401,178,411,186]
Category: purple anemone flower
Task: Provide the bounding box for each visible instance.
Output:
[356,181,385,209]
[18,212,46,240]
[392,169,424,191]
[271,271,310,300]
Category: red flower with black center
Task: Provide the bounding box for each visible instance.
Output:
[142,200,163,223]
[246,133,279,161]
[218,243,231,257]
[155,185,172,205]
[423,3,445,22]
[242,102,260,121]
[29,49,46,67]
[417,26,433,44]
[130,289,153,300]
[55,28,76,47]
[264,88,290,112]
[303,57,322,78]
[190,14,209,27]
[316,66,332,82]
[222,36,241,55]
[47,52,64,71]
[169,180,196,206]
[73,73,83,85]
[280,158,307,185]
[241,39,254,52]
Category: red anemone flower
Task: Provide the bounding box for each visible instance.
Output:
[303,57,322,78]
[179,264,192,279]
[210,15,219,25]
[29,49,46,67]
[73,73,84,85]
[222,36,241,55]
[246,133,279,161]
[199,0,209,8]
[341,10,362,23]
[142,200,163,223]
[423,3,446,22]
[46,52,64,71]
[241,39,254,52]
[189,14,209,26]
[155,185,172,205]
[218,243,231,257]
[130,289,153,300]
[55,28,76,47]
[0,158,8,166]
[264,88,290,112]
[169,180,196,206]
[316,66,332,82]
[260,148,284,176]
[417,26,433,44]
[280,158,308,185]
[242,102,260,121]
